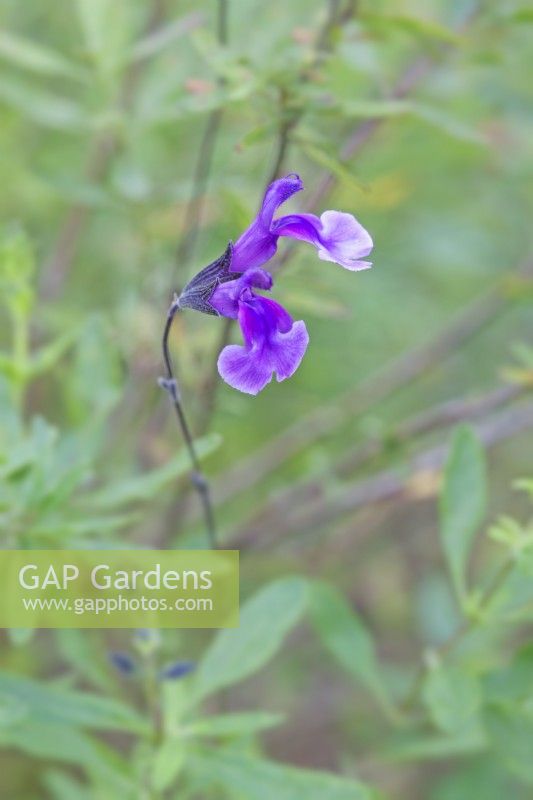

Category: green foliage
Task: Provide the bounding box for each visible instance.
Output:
[190,748,374,800]
[0,0,531,797]
[439,426,487,603]
[310,581,394,718]
[193,576,309,700]
[422,664,482,735]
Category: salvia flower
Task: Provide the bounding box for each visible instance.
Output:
[108,651,137,675]
[179,173,373,395]
[159,660,196,681]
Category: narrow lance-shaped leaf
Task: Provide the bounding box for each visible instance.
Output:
[0,30,88,80]
[188,712,284,738]
[439,425,487,603]
[192,577,309,702]
[309,581,395,718]
[0,671,149,734]
[189,748,373,800]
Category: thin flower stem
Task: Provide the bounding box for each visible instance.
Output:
[160,297,217,549]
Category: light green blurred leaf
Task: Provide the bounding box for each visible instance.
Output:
[439,426,487,601]
[361,13,462,44]
[0,717,133,790]
[411,104,487,145]
[159,679,187,739]
[0,671,148,734]
[190,748,373,800]
[431,758,511,800]
[189,712,284,738]
[75,0,131,73]
[151,737,185,793]
[485,707,533,785]
[193,577,309,701]
[44,770,92,800]
[484,643,533,709]
[339,99,486,145]
[300,142,364,193]
[55,629,114,692]
[384,729,486,762]
[0,30,88,81]
[0,77,87,130]
[422,664,482,734]
[239,121,279,149]
[29,330,78,378]
[310,581,394,717]
[65,315,123,428]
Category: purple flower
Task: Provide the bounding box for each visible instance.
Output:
[109,651,137,675]
[179,174,373,395]
[159,660,196,680]
[230,173,373,273]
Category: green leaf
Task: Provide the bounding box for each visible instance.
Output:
[422,664,482,734]
[190,748,374,800]
[0,717,133,790]
[66,315,122,426]
[189,712,284,738]
[160,680,187,737]
[75,0,131,73]
[0,717,99,763]
[439,426,487,601]
[300,142,364,194]
[193,577,309,701]
[361,13,461,44]
[310,582,394,717]
[383,729,486,762]
[338,99,486,145]
[29,330,78,378]
[485,707,533,785]
[431,759,511,800]
[0,77,87,131]
[151,737,185,793]
[0,30,88,81]
[484,643,533,708]
[410,104,487,146]
[0,671,148,734]
[55,629,114,692]
[43,770,92,800]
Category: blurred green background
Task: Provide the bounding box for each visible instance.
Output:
[0,0,532,798]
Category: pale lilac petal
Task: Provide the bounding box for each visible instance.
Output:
[271,210,373,270]
[231,174,303,273]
